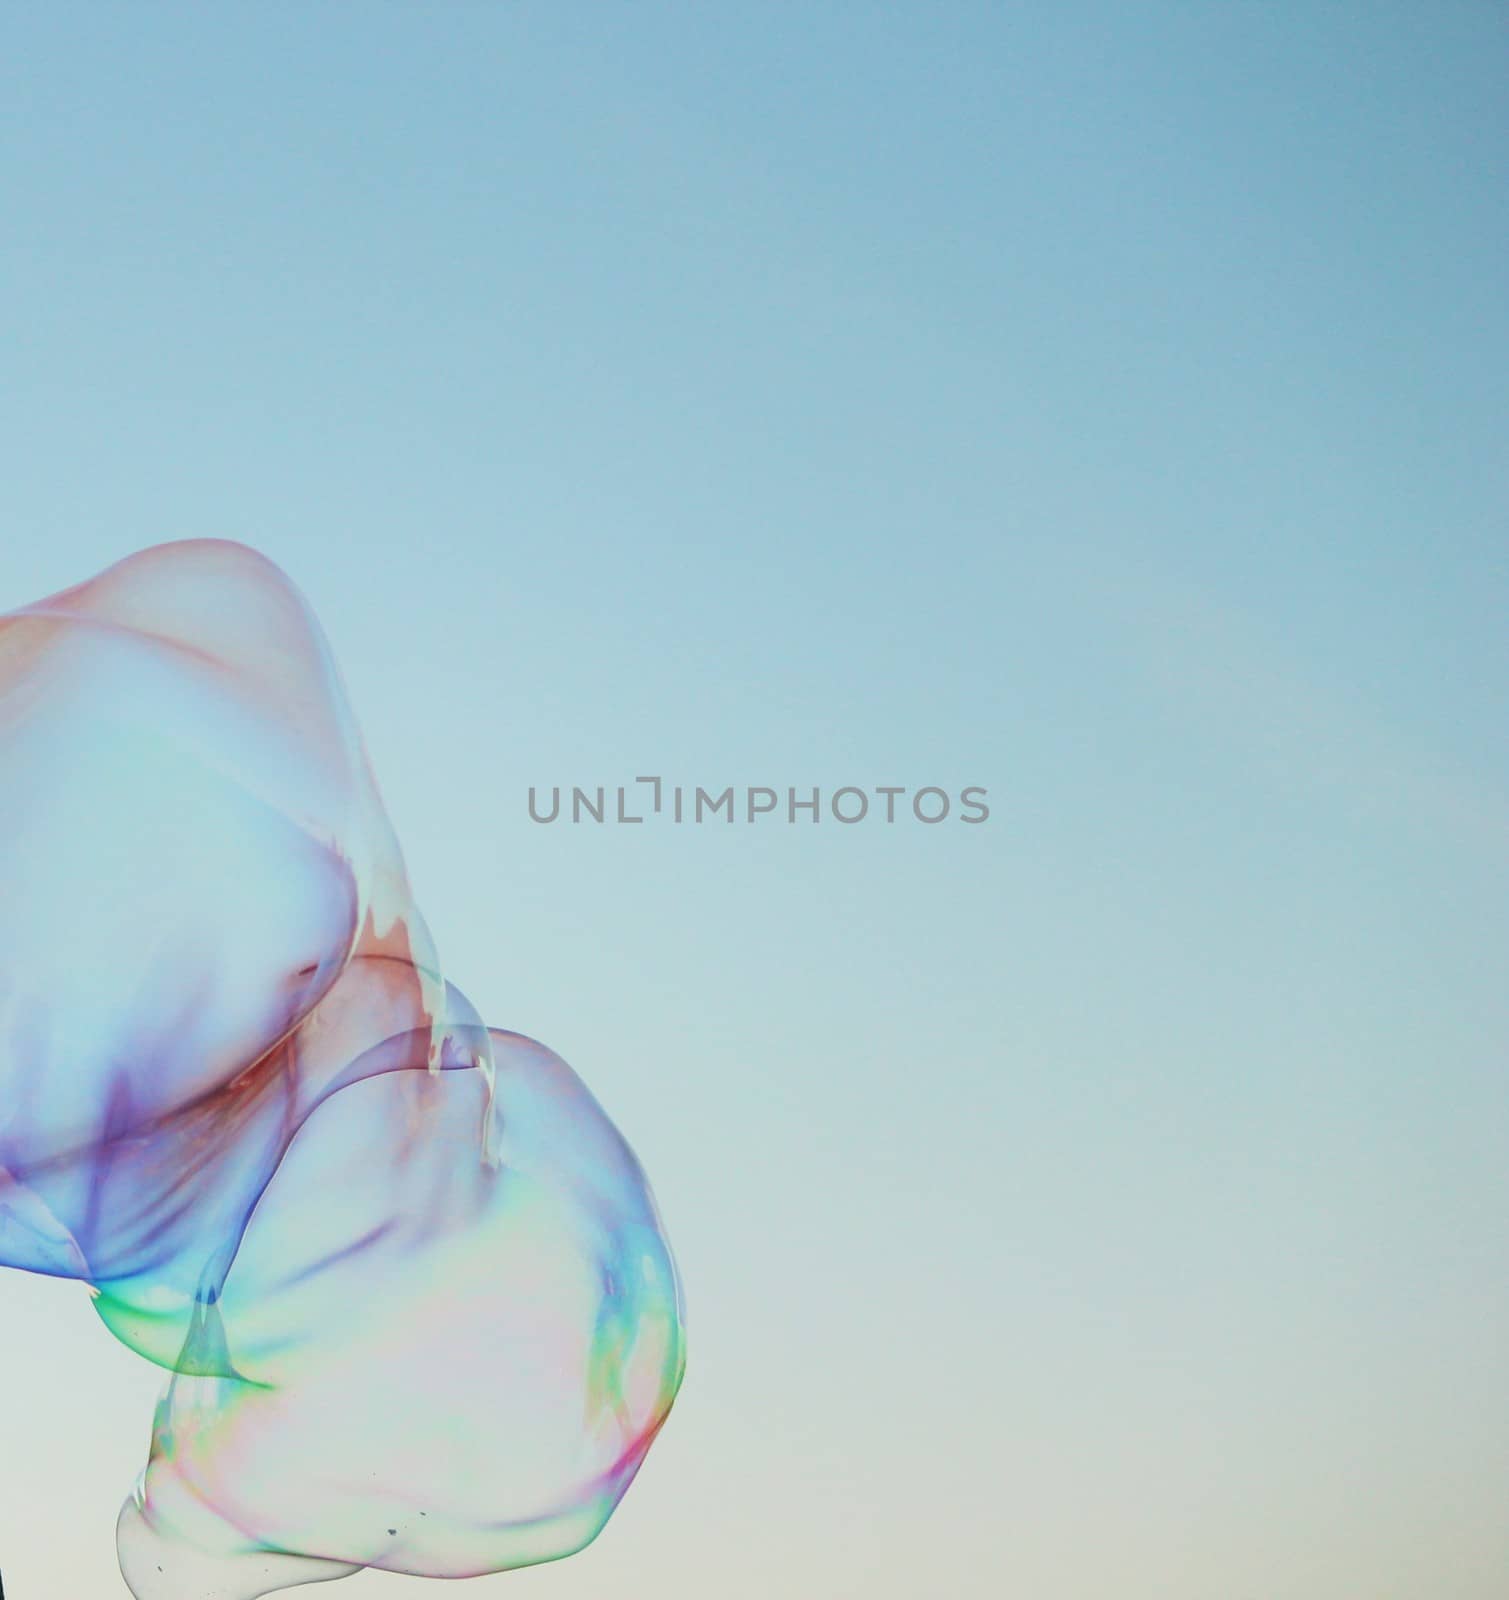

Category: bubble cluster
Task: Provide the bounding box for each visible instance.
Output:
[0,541,684,1598]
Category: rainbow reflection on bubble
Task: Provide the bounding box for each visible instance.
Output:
[0,541,685,1598]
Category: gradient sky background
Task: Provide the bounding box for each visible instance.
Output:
[2,5,1507,1598]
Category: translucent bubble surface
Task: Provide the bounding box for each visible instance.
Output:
[0,542,685,1596]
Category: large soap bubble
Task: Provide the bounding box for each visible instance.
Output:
[0,541,684,1597]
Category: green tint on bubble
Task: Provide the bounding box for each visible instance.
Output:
[0,542,684,1598]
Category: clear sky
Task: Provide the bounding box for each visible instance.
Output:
[2,5,1506,1598]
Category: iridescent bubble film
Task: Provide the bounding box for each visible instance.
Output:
[0,541,685,1598]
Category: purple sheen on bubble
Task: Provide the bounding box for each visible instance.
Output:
[0,542,684,1596]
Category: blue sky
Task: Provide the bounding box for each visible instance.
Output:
[2,5,1506,1597]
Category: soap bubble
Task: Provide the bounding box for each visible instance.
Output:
[0,541,684,1596]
